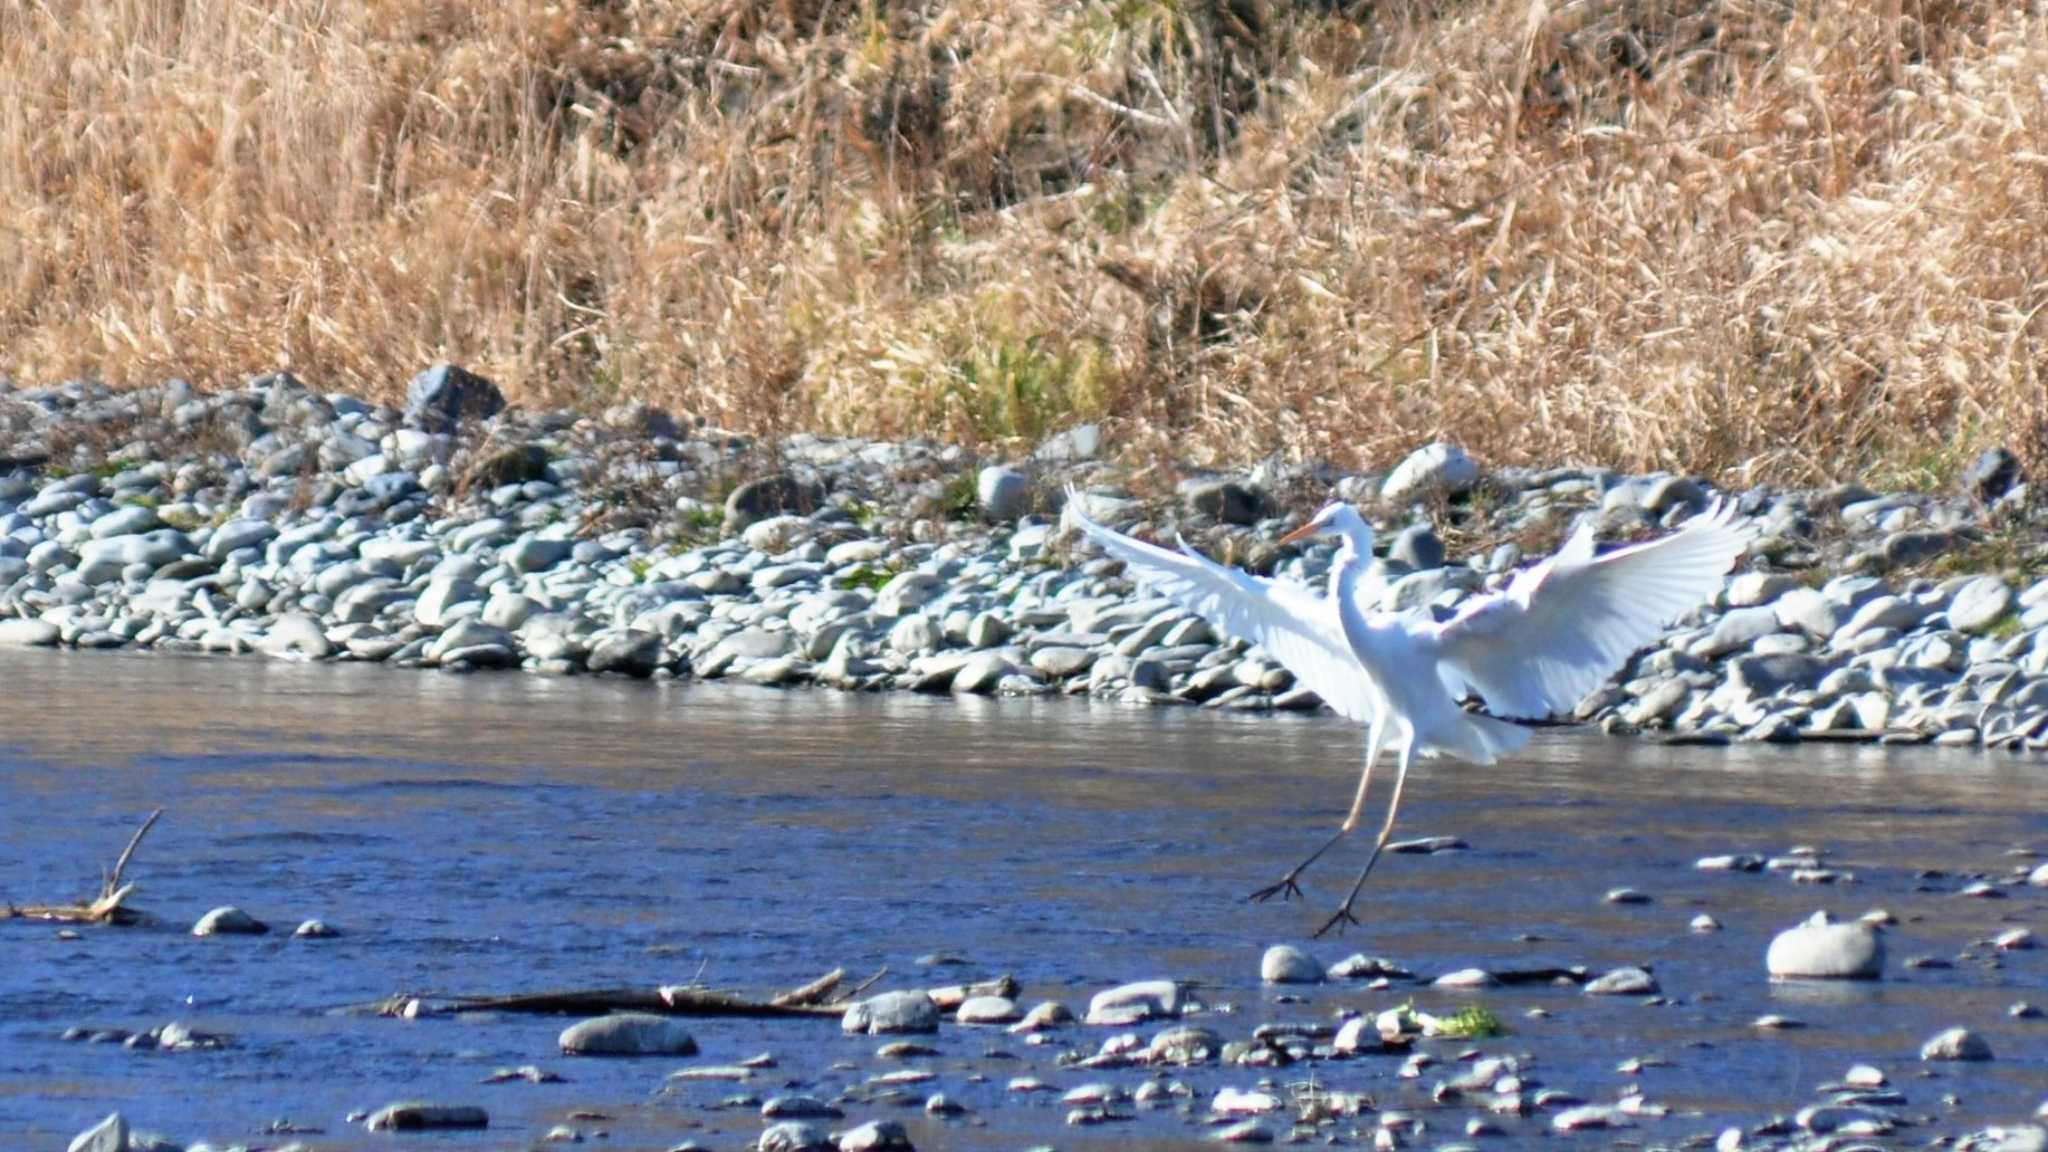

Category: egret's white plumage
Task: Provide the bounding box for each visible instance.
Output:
[1064,488,1755,935]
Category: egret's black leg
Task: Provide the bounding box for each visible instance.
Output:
[1249,725,1384,903]
[1311,741,1412,938]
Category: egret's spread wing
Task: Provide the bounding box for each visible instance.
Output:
[1063,491,1378,723]
[1430,498,1755,719]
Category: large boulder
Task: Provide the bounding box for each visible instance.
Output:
[841,991,940,1035]
[1766,912,1883,980]
[558,1013,699,1056]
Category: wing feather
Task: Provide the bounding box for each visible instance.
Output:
[1431,498,1756,718]
[1063,490,1378,723]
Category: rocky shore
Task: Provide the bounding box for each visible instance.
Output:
[3,367,2047,751]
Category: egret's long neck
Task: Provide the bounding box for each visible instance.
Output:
[1327,511,1380,658]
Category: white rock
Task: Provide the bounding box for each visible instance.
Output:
[842,991,940,1035]
[1726,572,1801,607]
[414,575,484,627]
[258,612,334,660]
[558,1013,699,1056]
[364,1102,489,1130]
[1766,913,1882,979]
[1381,442,1480,505]
[192,906,268,936]
[1920,1026,1992,1061]
[1950,576,2016,633]
[1212,1087,1280,1115]
[1085,979,1183,1025]
[1259,944,1323,984]
[955,995,1020,1025]
[0,618,60,648]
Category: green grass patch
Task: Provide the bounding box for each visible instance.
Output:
[939,472,980,521]
[837,562,902,593]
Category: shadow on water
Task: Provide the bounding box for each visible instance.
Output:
[2,649,2046,1148]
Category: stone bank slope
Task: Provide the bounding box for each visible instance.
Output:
[1,368,2045,751]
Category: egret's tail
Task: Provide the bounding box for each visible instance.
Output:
[1441,711,1531,765]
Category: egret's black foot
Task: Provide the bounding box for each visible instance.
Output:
[1311,904,1360,939]
[1248,874,1305,903]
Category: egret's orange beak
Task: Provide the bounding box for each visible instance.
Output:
[1277,521,1319,547]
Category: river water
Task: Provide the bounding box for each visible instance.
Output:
[2,651,2045,1149]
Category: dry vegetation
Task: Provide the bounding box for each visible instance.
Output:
[3,0,2047,483]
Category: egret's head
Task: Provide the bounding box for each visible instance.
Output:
[1278,500,1371,550]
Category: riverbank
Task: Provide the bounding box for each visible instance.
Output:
[3,369,2046,752]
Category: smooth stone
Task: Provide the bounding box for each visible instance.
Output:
[761,1095,842,1119]
[192,906,268,936]
[1432,968,1497,988]
[587,630,665,677]
[203,518,278,561]
[1920,1027,1992,1061]
[837,1119,914,1152]
[558,1013,699,1056]
[978,466,1032,521]
[0,618,61,647]
[955,996,1020,1025]
[89,505,162,539]
[1951,576,2016,633]
[1147,1025,1222,1065]
[1552,1105,1628,1132]
[504,534,574,573]
[365,1102,489,1130]
[293,919,337,939]
[1213,1120,1274,1143]
[1260,944,1323,984]
[758,1121,832,1152]
[258,612,333,660]
[842,991,940,1035]
[1382,442,1480,505]
[1584,966,1660,996]
[1085,980,1183,1025]
[1766,913,1882,979]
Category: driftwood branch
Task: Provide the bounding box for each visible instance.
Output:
[353,968,1024,1024]
[4,809,161,925]
[769,967,843,1007]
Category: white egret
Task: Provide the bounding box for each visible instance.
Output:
[1063,488,1754,936]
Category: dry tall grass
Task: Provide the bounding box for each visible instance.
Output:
[3,0,2046,484]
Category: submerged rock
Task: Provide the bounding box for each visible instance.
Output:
[191,906,268,936]
[364,1102,489,1130]
[1259,944,1322,984]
